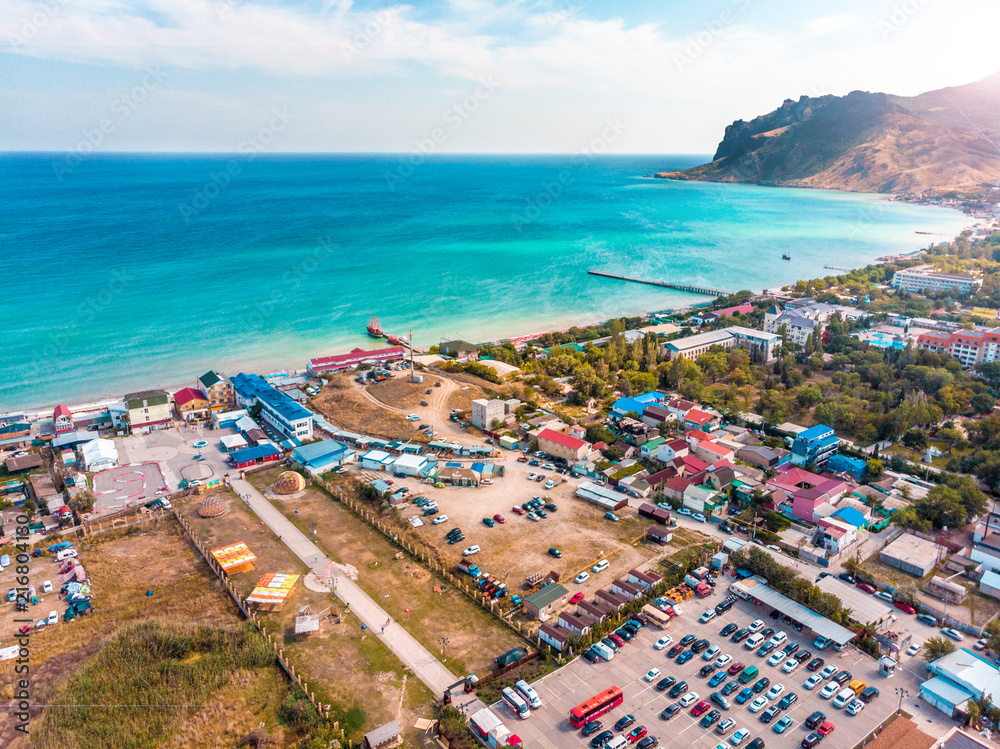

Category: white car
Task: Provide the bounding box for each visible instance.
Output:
[717,718,736,735]
[941,627,964,641]
[781,659,799,674]
[592,560,610,573]
[645,668,661,682]
[715,654,733,669]
[703,645,721,661]
[748,697,768,713]
[47,610,58,625]
[677,507,693,516]
[691,513,707,522]
[405,414,420,421]
[767,652,784,667]
[462,545,481,556]
[819,664,839,679]
[679,692,700,707]
[432,515,448,524]
[747,620,764,634]
[819,682,840,699]
[873,591,894,603]
[527,473,538,481]
[845,699,865,716]
[42,580,53,594]
[544,480,556,490]
[765,684,785,701]
[700,609,717,623]
[803,675,822,690]
[906,643,920,656]
[542,463,556,471]
[575,571,590,584]
[655,636,673,650]
[731,728,750,746]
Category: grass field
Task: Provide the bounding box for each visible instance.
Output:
[176,486,437,744]
[310,375,428,442]
[0,522,300,749]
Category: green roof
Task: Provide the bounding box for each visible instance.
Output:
[198,370,223,388]
[525,584,568,609]
[125,390,169,408]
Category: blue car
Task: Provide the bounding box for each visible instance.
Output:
[677,650,695,665]
[709,672,728,687]
[735,687,754,705]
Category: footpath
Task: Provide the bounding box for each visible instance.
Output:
[230,477,485,713]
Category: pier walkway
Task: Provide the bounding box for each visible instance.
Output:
[587,270,731,297]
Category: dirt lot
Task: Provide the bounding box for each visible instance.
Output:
[0,522,298,748]
[176,487,436,743]
[310,375,429,442]
[246,467,525,677]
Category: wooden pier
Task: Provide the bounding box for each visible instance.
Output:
[587,270,731,297]
[824,265,853,272]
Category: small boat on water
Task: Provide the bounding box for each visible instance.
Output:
[781,254,791,260]
[366,316,384,337]
[387,334,402,345]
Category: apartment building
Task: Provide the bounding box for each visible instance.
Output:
[662,325,781,363]
[892,266,980,294]
[917,327,1000,367]
[231,373,314,440]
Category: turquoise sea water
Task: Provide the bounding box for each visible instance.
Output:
[0,154,969,412]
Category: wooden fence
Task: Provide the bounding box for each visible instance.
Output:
[171,509,346,742]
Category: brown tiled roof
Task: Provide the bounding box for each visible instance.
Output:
[862,718,935,749]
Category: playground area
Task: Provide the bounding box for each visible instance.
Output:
[92,462,168,510]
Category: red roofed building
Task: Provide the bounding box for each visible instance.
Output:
[307,346,406,374]
[692,440,736,464]
[662,475,693,500]
[53,404,74,435]
[538,427,591,461]
[173,387,211,421]
[655,438,689,464]
[684,409,719,431]
[916,327,1000,368]
[684,429,715,444]
[670,454,709,475]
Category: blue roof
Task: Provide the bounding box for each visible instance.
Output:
[229,444,280,463]
[292,439,347,465]
[920,676,975,709]
[831,506,867,528]
[445,462,461,467]
[232,373,312,423]
[471,461,486,472]
[797,424,835,441]
[371,479,391,493]
[613,392,666,415]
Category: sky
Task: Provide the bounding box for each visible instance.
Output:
[2,0,999,154]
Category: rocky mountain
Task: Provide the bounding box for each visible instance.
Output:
[657,73,1000,194]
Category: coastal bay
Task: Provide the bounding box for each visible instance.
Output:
[0,154,969,412]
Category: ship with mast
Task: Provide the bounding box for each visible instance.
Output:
[366,315,384,338]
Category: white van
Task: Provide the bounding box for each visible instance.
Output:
[833,688,856,708]
[745,634,765,650]
[768,631,788,648]
[592,560,610,573]
[515,679,542,709]
[56,549,78,562]
[606,736,629,749]
[592,642,614,661]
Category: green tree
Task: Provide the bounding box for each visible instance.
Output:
[922,636,957,662]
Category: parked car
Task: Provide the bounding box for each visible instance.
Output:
[679,692,700,708]
[817,721,836,737]
[461,545,481,556]
[773,716,794,734]
[748,697,768,713]
[615,715,637,731]
[593,560,610,573]
[700,709,721,728]
[760,706,780,724]
[803,675,822,691]
[582,720,604,736]
[916,614,937,626]
[575,571,590,584]
[660,705,681,721]
[668,681,689,698]
[730,728,750,746]
[570,592,586,604]
[805,711,826,730]
[906,643,920,656]
[806,658,825,672]
[654,635,673,650]
[717,718,736,735]
[873,591,894,603]
[941,627,964,641]
[691,701,711,717]
[645,668,661,682]
[894,602,917,614]
[721,623,738,637]
[482,517,495,527]
[735,688,754,705]
[637,736,658,749]
[656,676,677,692]
[709,672,728,688]
[856,583,876,594]
[801,733,822,749]
[548,547,562,558]
[845,699,865,716]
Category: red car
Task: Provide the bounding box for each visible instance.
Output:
[570,592,586,604]
[517,456,529,462]
[628,726,648,743]
[818,721,836,736]
[727,661,745,675]
[493,513,506,523]
[691,701,711,717]
[857,583,876,594]
[894,601,916,614]
[512,506,526,515]
[609,634,625,647]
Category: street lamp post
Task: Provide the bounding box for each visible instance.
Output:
[895,687,910,715]
[439,636,451,662]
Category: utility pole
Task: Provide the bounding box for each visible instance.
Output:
[439,636,451,662]
[895,687,909,715]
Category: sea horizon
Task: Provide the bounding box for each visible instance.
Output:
[0,153,971,414]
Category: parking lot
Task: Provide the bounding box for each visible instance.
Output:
[491,582,903,749]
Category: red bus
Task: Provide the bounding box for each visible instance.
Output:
[569,686,624,727]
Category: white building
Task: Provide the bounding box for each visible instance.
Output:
[391,453,433,477]
[82,438,119,472]
[471,398,508,430]
[662,326,781,363]
[892,266,980,294]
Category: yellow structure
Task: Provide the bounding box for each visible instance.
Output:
[210,541,257,574]
[247,573,299,611]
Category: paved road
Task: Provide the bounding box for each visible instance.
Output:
[230,476,485,712]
